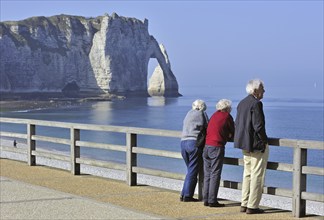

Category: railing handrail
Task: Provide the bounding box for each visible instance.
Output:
[0,117,182,137]
[1,117,322,149]
[0,117,323,218]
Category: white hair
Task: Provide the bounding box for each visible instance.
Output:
[246,79,264,95]
[192,99,206,111]
[216,99,232,112]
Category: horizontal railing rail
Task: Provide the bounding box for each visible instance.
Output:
[0,117,323,218]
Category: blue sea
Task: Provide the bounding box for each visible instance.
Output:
[1,85,323,194]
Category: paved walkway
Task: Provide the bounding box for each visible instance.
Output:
[0,159,321,220]
[1,176,163,220]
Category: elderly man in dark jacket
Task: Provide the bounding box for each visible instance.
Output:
[234,79,269,214]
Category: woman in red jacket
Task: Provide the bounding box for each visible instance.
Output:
[203,99,234,207]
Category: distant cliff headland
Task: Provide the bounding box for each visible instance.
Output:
[0,13,180,100]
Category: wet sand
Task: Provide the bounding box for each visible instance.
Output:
[0,100,83,112]
[0,93,125,112]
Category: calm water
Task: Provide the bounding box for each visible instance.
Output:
[1,85,323,193]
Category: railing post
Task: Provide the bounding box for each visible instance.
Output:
[126,132,137,186]
[70,128,80,175]
[292,145,307,217]
[27,123,36,166]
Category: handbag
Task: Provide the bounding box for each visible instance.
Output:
[195,113,207,148]
[195,127,206,148]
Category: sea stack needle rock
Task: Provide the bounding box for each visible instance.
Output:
[0,13,180,97]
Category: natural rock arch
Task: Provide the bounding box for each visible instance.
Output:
[0,13,181,97]
[147,43,180,97]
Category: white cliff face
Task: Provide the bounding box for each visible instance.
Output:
[0,13,180,97]
[89,16,110,92]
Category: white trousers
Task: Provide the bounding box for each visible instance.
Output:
[241,146,269,209]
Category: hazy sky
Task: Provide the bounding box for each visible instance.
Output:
[1,1,323,99]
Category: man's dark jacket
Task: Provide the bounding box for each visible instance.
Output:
[234,95,268,152]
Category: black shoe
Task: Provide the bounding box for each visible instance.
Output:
[180,196,183,201]
[209,202,225,207]
[183,197,199,202]
[240,206,247,212]
[204,202,209,206]
[246,208,264,214]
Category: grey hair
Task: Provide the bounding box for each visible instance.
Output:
[216,99,232,112]
[192,99,207,111]
[246,79,264,95]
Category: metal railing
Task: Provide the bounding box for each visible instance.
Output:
[0,117,323,218]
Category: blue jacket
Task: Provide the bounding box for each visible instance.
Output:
[234,95,268,152]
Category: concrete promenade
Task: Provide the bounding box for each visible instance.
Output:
[0,159,322,220]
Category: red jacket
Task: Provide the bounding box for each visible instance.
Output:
[205,111,235,147]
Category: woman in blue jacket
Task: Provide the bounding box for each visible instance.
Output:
[180,99,208,202]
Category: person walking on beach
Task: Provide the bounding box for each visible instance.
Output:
[180,99,208,202]
[234,79,269,214]
[203,99,234,207]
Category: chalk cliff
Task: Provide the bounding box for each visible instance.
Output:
[0,13,180,97]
